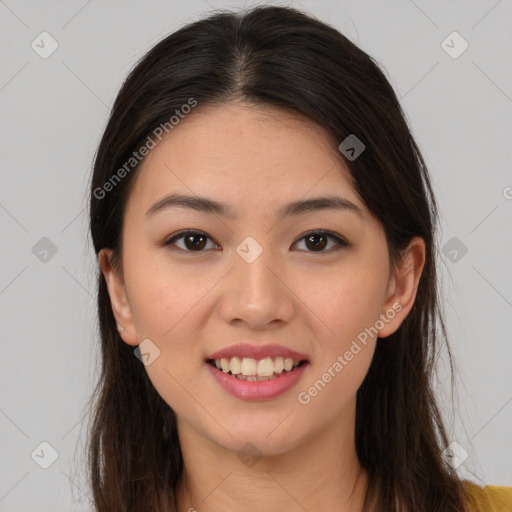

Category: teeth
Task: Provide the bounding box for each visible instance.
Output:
[234,373,278,381]
[211,356,303,378]
[241,357,257,376]
[257,357,274,377]
[274,356,284,373]
[230,356,242,375]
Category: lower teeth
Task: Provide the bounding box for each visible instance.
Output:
[232,370,295,381]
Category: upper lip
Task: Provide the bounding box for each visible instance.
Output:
[207,343,309,361]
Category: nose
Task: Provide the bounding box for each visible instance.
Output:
[219,245,295,330]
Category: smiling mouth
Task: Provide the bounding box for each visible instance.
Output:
[206,356,308,381]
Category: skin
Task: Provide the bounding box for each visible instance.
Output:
[99,101,425,512]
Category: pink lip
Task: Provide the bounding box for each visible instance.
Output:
[206,343,309,362]
[205,361,309,401]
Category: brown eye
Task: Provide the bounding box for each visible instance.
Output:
[293,230,348,253]
[183,233,207,250]
[305,233,328,251]
[163,230,218,253]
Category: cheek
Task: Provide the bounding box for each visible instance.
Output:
[124,262,207,412]
[297,278,379,414]
[124,252,212,339]
[302,262,388,348]
[123,253,213,407]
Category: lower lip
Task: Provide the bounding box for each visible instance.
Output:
[205,362,308,401]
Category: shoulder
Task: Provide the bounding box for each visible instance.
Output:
[462,480,512,512]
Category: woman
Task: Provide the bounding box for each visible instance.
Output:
[86,5,512,511]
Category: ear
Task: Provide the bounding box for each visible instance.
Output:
[98,248,139,346]
[377,236,426,338]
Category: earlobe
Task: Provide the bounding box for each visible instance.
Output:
[377,237,426,338]
[98,248,139,346]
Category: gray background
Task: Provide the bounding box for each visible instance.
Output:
[1,0,511,510]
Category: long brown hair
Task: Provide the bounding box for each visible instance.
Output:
[86,5,470,511]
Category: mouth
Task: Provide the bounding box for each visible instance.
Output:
[206,356,309,381]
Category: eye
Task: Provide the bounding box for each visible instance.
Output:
[292,230,349,253]
[162,229,349,255]
[162,230,219,253]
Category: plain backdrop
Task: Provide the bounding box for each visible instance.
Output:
[1,0,511,510]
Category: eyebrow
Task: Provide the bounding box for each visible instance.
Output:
[145,192,364,220]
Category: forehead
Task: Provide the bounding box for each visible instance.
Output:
[125,102,364,217]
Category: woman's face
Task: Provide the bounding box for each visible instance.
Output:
[101,102,421,455]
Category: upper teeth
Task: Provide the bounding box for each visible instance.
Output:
[214,357,301,376]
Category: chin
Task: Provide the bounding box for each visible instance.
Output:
[208,418,305,457]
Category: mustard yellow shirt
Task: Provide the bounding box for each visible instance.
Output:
[463,481,512,511]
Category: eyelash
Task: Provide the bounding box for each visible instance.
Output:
[162,229,349,255]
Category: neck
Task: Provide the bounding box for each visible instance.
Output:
[175,403,369,512]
